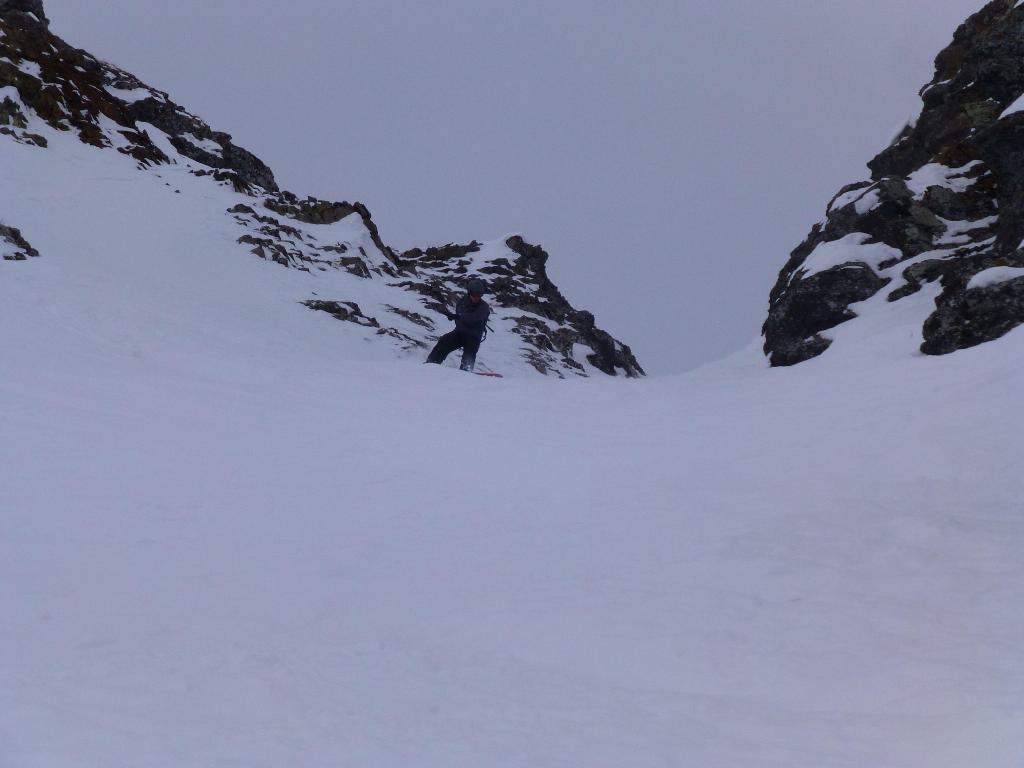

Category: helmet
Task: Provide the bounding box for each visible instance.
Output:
[467,278,486,296]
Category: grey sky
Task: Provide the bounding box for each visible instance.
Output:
[46,0,983,372]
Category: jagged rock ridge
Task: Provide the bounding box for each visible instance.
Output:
[0,3,273,188]
[0,1,642,377]
[765,0,1024,365]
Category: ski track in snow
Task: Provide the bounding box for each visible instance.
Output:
[2,119,1024,768]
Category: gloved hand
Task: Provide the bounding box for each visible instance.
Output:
[447,312,458,322]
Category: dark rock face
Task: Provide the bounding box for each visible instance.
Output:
[0,222,39,260]
[0,8,276,189]
[764,263,890,366]
[765,0,1024,365]
[923,274,1024,354]
[129,99,277,191]
[0,0,47,26]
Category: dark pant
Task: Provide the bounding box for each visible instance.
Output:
[426,330,481,370]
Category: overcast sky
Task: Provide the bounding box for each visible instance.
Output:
[45,0,983,373]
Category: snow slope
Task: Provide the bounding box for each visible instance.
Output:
[0,15,640,378]
[3,87,1024,768]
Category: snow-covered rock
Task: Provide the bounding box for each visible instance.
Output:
[0,0,642,377]
[765,0,1024,366]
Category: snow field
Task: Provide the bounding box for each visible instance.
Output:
[2,119,1023,768]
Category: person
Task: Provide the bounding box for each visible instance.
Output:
[426,278,491,371]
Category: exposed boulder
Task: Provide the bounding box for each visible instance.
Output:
[764,263,890,367]
[0,222,39,260]
[923,271,1024,354]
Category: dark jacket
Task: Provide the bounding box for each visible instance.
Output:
[454,294,491,340]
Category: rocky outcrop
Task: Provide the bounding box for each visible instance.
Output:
[0,2,275,189]
[263,192,399,267]
[492,237,644,376]
[129,98,277,192]
[218,156,643,376]
[0,0,644,377]
[0,222,38,260]
[387,235,647,376]
[0,0,46,26]
[765,0,1024,365]
[233,192,645,375]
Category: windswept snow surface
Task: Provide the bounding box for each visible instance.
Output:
[796,232,901,280]
[968,266,1024,291]
[3,127,1024,768]
[105,85,159,104]
[904,161,982,199]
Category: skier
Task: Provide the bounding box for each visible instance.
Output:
[426,278,491,371]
